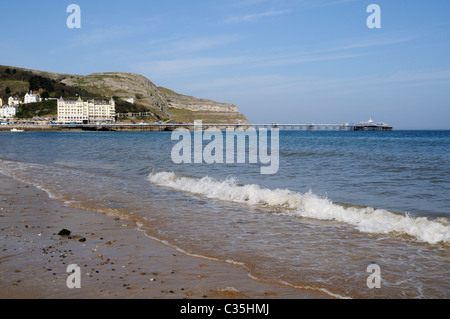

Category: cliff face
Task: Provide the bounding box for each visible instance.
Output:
[157,86,248,124]
[158,87,238,113]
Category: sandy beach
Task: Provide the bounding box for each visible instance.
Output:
[0,173,329,299]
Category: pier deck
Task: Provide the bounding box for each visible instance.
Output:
[0,122,393,132]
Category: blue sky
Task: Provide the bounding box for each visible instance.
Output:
[1,0,449,129]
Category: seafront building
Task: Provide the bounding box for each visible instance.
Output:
[0,105,18,118]
[57,96,116,124]
[8,96,21,106]
[1,96,21,118]
[24,91,41,104]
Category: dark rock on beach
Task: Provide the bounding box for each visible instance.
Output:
[58,229,71,236]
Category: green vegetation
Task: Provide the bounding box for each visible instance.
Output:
[157,86,183,97]
[168,108,247,124]
[0,65,91,103]
[15,100,57,119]
[114,99,147,113]
[1,80,28,96]
[114,98,169,122]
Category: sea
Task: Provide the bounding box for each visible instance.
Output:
[0,129,448,298]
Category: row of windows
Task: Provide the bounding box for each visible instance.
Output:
[58,107,113,109]
[59,114,114,116]
[58,109,114,112]
[58,116,88,119]
[58,106,114,108]
[59,111,114,114]
[58,106,114,109]
[59,117,114,119]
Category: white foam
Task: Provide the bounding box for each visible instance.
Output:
[148,171,450,245]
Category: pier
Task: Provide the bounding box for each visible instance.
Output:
[0,120,393,132]
[52,119,392,131]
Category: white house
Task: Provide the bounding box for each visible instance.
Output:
[24,91,41,104]
[0,105,18,118]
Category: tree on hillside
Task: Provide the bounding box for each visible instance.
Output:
[40,91,50,99]
[29,75,54,92]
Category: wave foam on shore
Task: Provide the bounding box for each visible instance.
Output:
[147,171,450,245]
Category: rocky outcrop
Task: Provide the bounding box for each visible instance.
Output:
[158,87,239,113]
[157,86,248,124]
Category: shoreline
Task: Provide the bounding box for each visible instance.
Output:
[0,173,329,299]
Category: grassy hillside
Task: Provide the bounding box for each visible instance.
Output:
[0,65,92,103]
[114,98,169,122]
[15,100,57,119]
[168,108,248,124]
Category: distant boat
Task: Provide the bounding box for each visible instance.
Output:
[10,128,24,132]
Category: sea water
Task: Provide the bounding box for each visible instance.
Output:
[0,130,448,298]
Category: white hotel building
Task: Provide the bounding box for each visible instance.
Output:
[57,97,116,124]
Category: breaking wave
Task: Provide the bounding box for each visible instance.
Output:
[148,171,450,245]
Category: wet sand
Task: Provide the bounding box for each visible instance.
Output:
[0,174,329,299]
